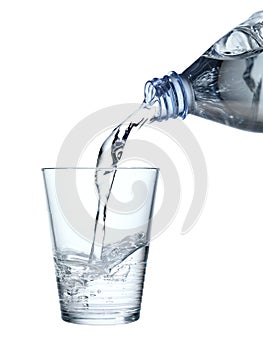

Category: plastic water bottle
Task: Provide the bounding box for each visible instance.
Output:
[144,11,263,132]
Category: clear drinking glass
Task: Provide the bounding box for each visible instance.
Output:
[42,167,159,325]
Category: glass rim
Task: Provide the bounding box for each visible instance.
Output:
[41,167,160,171]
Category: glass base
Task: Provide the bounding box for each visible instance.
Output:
[61,310,140,325]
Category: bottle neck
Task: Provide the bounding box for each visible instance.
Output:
[144,71,190,121]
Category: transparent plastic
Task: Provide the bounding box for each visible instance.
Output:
[145,11,263,132]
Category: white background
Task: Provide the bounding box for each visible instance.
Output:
[2,1,263,349]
